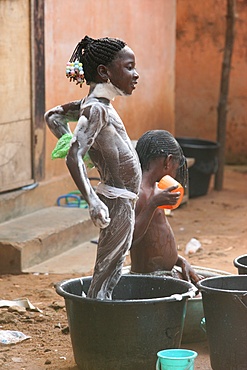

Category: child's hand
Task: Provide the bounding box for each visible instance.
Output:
[176,256,203,284]
[89,200,111,229]
[155,184,181,208]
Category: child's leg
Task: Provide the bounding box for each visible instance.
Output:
[87,196,135,299]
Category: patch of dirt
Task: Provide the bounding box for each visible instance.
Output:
[0,166,246,370]
[171,166,247,275]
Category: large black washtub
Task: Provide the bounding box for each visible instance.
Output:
[56,274,196,370]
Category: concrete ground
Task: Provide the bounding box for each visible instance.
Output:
[25,238,99,274]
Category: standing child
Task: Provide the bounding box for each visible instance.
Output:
[45,36,141,299]
[130,130,201,284]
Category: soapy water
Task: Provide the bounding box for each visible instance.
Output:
[86,195,135,299]
[80,278,87,298]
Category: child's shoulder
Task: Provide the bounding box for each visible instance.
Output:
[81,97,109,120]
[82,96,110,110]
[84,95,110,105]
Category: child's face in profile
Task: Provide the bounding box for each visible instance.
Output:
[164,155,187,187]
[167,161,179,180]
[107,46,139,95]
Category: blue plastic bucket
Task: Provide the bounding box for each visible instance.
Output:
[156,349,198,370]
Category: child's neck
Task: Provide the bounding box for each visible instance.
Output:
[89,82,125,101]
[142,172,157,189]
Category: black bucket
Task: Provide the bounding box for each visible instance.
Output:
[198,275,247,370]
[55,275,195,370]
[181,267,231,344]
[176,137,220,198]
[234,254,247,275]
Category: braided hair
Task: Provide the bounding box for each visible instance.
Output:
[68,35,126,84]
[136,130,188,188]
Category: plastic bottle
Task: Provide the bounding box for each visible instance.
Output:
[158,175,184,210]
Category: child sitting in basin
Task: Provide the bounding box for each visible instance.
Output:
[130,130,201,284]
[45,36,141,299]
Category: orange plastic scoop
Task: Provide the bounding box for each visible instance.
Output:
[158,175,184,210]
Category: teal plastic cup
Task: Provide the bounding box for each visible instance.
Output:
[156,349,198,370]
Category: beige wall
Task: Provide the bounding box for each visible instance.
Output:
[44,0,176,180]
[175,0,247,164]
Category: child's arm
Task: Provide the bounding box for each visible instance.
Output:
[66,104,110,229]
[44,100,81,139]
[176,255,202,283]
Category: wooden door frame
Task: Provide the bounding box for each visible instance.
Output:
[31,0,45,181]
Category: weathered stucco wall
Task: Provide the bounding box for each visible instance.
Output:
[175,0,247,164]
[44,0,176,179]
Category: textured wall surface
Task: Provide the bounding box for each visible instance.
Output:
[44,0,176,179]
[175,0,247,164]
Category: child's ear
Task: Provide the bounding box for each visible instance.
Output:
[165,154,173,169]
[97,65,109,82]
